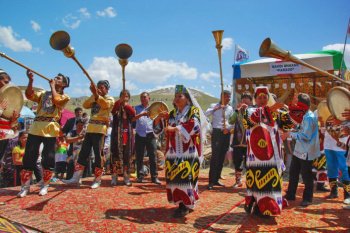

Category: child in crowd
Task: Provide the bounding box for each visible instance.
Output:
[12,131,28,186]
[55,133,69,180]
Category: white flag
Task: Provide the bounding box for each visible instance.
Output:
[234,44,249,63]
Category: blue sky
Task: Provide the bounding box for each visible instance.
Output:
[1,0,349,98]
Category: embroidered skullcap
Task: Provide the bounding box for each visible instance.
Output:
[58,73,70,88]
[175,85,188,94]
[0,69,7,75]
[97,80,110,89]
[254,86,269,97]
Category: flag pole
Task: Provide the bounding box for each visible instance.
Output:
[232,45,237,109]
[339,18,350,80]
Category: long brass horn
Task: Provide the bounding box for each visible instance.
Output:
[212,30,226,130]
[259,38,350,86]
[0,53,50,81]
[115,44,133,91]
[50,31,96,86]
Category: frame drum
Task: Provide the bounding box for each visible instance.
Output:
[317,100,331,124]
[0,85,24,119]
[327,86,350,121]
[149,102,169,120]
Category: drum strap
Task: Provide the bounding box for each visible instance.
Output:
[0,119,11,129]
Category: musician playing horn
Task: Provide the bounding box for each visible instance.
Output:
[0,69,19,161]
[18,70,70,198]
[243,87,299,217]
[63,80,114,189]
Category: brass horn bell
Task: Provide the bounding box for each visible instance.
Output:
[50,30,95,85]
[259,38,350,86]
[115,43,133,91]
[50,31,75,58]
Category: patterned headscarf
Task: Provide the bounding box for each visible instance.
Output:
[97,80,110,89]
[175,85,189,94]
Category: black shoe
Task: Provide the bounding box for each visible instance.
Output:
[137,177,143,183]
[152,178,161,185]
[215,181,225,187]
[316,183,330,192]
[207,183,214,190]
[300,200,311,207]
[244,200,255,214]
[283,194,296,201]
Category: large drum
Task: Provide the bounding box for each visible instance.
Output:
[327,86,350,121]
[317,100,331,125]
[149,101,169,120]
[0,84,24,119]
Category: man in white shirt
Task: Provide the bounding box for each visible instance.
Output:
[205,90,234,190]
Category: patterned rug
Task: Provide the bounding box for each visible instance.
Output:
[1,168,349,232]
[0,168,245,232]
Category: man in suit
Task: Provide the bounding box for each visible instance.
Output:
[62,107,83,135]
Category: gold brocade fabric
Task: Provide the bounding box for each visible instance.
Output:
[84,94,114,135]
[235,74,339,110]
[27,91,70,137]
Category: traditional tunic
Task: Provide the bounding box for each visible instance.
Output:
[244,105,297,216]
[22,90,70,171]
[76,94,114,169]
[110,100,136,175]
[154,105,201,208]
[26,90,70,137]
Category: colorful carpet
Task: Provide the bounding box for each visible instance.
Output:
[0,168,349,232]
[0,168,245,232]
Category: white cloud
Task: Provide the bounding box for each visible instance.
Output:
[78,8,91,19]
[71,87,91,95]
[87,57,197,89]
[30,20,41,32]
[0,26,32,52]
[322,43,350,68]
[62,13,81,29]
[222,37,233,52]
[97,7,117,18]
[200,71,220,83]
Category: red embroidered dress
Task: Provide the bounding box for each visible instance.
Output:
[154,105,201,208]
[244,105,297,216]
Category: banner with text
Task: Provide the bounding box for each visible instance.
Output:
[269,62,302,75]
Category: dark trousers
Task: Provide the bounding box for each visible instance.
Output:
[232,146,246,172]
[77,133,105,169]
[135,133,158,178]
[286,155,314,201]
[209,128,231,184]
[66,160,75,180]
[0,139,9,161]
[33,162,42,182]
[14,165,22,186]
[22,134,56,171]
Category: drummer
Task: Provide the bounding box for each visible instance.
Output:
[0,69,19,161]
[17,70,70,198]
[132,92,161,184]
